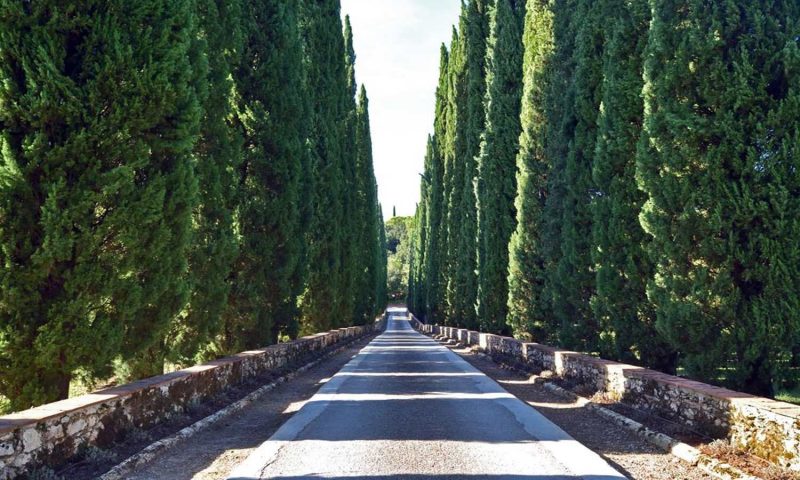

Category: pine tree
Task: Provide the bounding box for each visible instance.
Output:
[638,0,800,395]
[352,85,382,324]
[589,0,676,370]
[546,0,602,351]
[171,0,243,364]
[422,46,450,324]
[475,0,524,335]
[507,0,555,340]
[299,0,349,333]
[446,0,491,330]
[226,0,307,350]
[0,0,200,407]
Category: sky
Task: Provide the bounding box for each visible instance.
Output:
[340,0,462,220]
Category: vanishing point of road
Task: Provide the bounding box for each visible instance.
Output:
[228,308,626,480]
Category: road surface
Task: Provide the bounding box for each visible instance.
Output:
[228,308,626,480]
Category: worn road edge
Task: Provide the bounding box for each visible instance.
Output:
[99,334,378,480]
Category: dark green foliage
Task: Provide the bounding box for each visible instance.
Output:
[352,86,383,323]
[475,0,524,335]
[590,0,676,370]
[638,0,800,395]
[172,0,243,364]
[299,0,349,333]
[421,46,451,324]
[445,0,490,330]
[223,0,308,351]
[377,205,388,311]
[507,0,554,339]
[0,0,200,407]
[543,0,602,351]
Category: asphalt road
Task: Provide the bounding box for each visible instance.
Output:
[228,308,626,480]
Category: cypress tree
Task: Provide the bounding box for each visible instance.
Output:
[225,0,307,350]
[338,15,359,326]
[422,47,450,324]
[352,85,382,324]
[446,0,491,330]
[410,160,431,317]
[441,27,463,327]
[539,0,577,347]
[589,0,676,370]
[171,0,243,363]
[475,0,524,335]
[507,0,555,340]
[299,0,349,333]
[0,0,200,406]
[546,0,602,351]
[638,0,800,395]
[377,204,388,311]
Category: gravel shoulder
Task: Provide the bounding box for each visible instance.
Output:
[441,341,716,480]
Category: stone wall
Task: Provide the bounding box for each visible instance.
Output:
[413,315,800,471]
[0,318,385,479]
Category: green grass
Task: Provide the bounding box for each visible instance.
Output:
[775,386,800,405]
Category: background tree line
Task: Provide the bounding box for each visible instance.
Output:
[407,0,800,398]
[0,0,386,413]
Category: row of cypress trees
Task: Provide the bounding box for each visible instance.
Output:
[408,0,800,397]
[0,0,386,412]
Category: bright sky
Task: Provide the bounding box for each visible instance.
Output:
[341,0,461,220]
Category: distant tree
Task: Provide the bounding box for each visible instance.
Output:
[539,0,578,347]
[507,0,555,340]
[475,0,524,335]
[638,0,800,395]
[386,216,415,299]
[0,0,200,407]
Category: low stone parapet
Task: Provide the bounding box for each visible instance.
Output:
[408,313,800,471]
[0,317,385,479]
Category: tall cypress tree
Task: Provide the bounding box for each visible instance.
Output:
[475,0,524,335]
[422,47,450,324]
[0,0,200,407]
[547,0,603,351]
[638,0,800,395]
[589,0,676,370]
[441,27,463,327]
[446,0,490,330]
[507,0,555,340]
[338,15,359,327]
[225,0,307,351]
[352,85,382,324]
[171,0,243,364]
[299,0,348,333]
